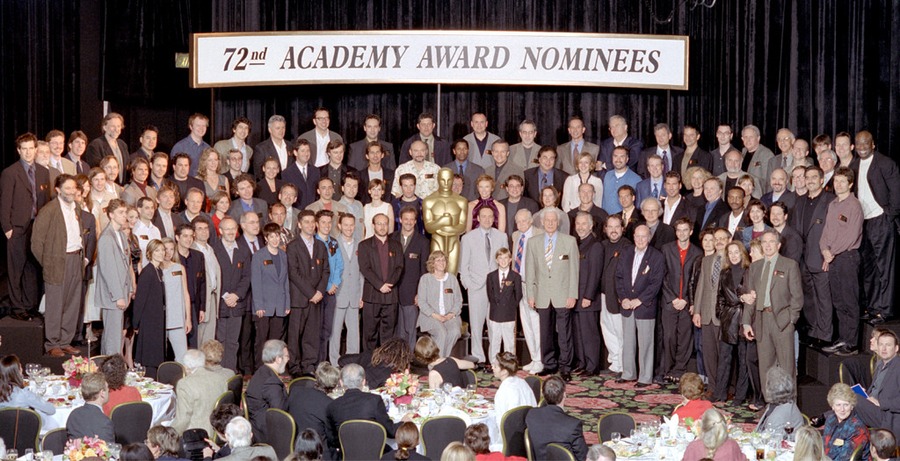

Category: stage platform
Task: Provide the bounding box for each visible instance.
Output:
[0,315,99,374]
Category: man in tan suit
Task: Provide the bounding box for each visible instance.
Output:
[172,349,229,435]
[525,211,579,381]
[741,230,803,391]
[691,227,731,395]
[556,116,600,175]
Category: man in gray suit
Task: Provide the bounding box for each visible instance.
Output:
[299,107,344,168]
[460,206,509,364]
[463,112,501,169]
[740,125,775,194]
[741,230,803,391]
[691,227,731,394]
[445,139,485,202]
[525,211,579,381]
[485,140,525,201]
[330,212,363,365]
[511,119,541,169]
[95,199,136,356]
[556,115,599,175]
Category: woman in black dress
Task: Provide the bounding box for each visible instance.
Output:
[133,239,167,379]
[414,335,475,390]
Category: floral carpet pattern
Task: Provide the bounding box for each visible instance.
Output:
[474,371,761,445]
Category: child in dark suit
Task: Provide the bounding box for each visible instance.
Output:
[486,247,523,364]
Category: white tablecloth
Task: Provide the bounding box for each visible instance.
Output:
[41,385,176,434]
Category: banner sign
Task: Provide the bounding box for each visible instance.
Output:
[191,31,688,90]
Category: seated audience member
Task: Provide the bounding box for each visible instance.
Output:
[245,339,289,443]
[756,367,805,433]
[823,383,869,461]
[492,352,537,440]
[290,429,325,461]
[0,355,55,431]
[326,363,410,452]
[120,443,157,461]
[463,422,522,461]
[856,330,900,440]
[147,425,191,460]
[67,372,115,443]
[287,362,340,458]
[204,403,243,459]
[381,421,430,461]
[869,428,897,461]
[840,328,890,390]
[682,409,748,461]
[524,375,587,461]
[415,335,475,390]
[586,444,617,461]
[441,442,476,461]
[217,416,278,461]
[201,339,237,379]
[339,338,412,389]
[172,349,229,435]
[792,425,830,461]
[100,354,142,416]
[673,372,714,425]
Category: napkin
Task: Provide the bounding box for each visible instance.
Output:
[663,414,679,438]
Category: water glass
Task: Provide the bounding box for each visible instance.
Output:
[42,451,53,461]
[442,382,453,395]
[25,449,34,459]
[610,432,621,443]
[4,449,17,461]
[108,442,122,459]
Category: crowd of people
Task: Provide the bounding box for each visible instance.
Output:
[1,108,900,460]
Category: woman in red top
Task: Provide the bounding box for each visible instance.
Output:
[672,372,714,427]
[100,354,142,415]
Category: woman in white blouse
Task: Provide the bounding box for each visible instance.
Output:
[561,152,603,212]
[490,351,537,451]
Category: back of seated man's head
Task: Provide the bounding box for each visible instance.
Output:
[869,428,897,461]
[210,404,242,439]
[182,349,206,372]
[340,363,366,390]
[542,375,566,406]
[224,416,253,448]
[80,372,108,403]
[587,443,617,461]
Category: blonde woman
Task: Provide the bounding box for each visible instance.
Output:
[682,408,748,460]
[416,251,462,357]
[160,238,192,363]
[197,147,230,199]
[465,174,506,233]
[561,152,603,212]
[684,166,712,211]
[793,425,831,461]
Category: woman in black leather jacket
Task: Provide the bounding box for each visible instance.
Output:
[712,241,751,404]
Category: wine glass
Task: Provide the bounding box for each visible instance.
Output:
[108,443,122,460]
[5,449,18,461]
[610,432,621,443]
[134,363,145,379]
[25,363,39,380]
[465,384,476,401]
[782,421,793,441]
[442,382,452,395]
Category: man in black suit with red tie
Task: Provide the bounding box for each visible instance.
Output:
[211,216,253,372]
[358,213,404,352]
[286,209,330,376]
[1,133,51,320]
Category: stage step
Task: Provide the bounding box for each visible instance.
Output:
[797,374,830,419]
[0,316,97,374]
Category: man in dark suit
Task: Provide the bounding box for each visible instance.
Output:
[673,124,712,177]
[286,210,330,376]
[348,115,396,172]
[175,224,207,348]
[769,201,803,264]
[572,213,604,375]
[850,131,900,323]
[445,139,486,201]
[661,171,694,226]
[789,166,835,345]
[741,230,803,392]
[855,331,900,439]
[613,185,645,242]
[399,112,452,166]
[318,140,357,202]
[31,174,84,356]
[598,115,643,174]
[637,123,684,179]
[659,217,703,382]
[67,373,115,444]
[358,213,404,352]
[326,364,409,451]
[635,155,666,205]
[391,206,430,349]
[281,139,320,210]
[600,215,632,376]
[524,146,567,203]
[500,174,540,239]
[357,141,395,204]
[485,141,526,202]
[66,130,92,175]
[615,225,665,387]
[716,187,747,238]
[567,183,608,239]
[252,114,293,179]
[693,177,730,240]
[760,168,796,211]
[211,216,253,372]
[641,198,675,250]
[287,362,340,460]
[229,174,270,225]
[85,113,129,183]
[0,133,51,320]
[245,339,289,443]
[524,376,588,461]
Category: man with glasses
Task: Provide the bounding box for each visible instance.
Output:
[300,107,343,168]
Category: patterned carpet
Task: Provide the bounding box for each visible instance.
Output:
[472,370,761,445]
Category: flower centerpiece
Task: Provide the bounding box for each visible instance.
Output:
[384,369,419,405]
[64,436,109,460]
[62,355,98,387]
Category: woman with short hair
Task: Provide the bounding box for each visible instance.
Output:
[416,251,463,358]
[100,354,142,415]
[756,366,805,433]
[415,335,474,390]
[672,372,713,425]
[823,383,869,461]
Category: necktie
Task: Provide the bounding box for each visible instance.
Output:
[27,165,37,217]
[485,233,491,262]
[711,255,722,287]
[762,259,773,308]
[302,166,307,180]
[545,238,553,269]
[573,144,580,163]
[458,163,464,175]
[514,233,525,273]
[651,183,659,199]
[540,173,548,190]
[251,240,258,254]
[661,150,670,174]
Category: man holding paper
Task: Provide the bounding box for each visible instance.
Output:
[855,330,900,439]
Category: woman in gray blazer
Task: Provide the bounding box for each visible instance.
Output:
[416,250,463,357]
[250,223,290,366]
[95,199,135,356]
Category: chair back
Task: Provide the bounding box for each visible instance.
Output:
[90,355,109,367]
[524,427,535,461]
[265,408,296,460]
[241,391,249,419]
[461,369,478,389]
[421,415,466,457]
[524,375,542,403]
[339,420,387,461]
[849,443,864,461]
[227,374,244,404]
[546,443,576,461]
[288,376,316,394]
[214,389,235,409]
[181,428,209,461]
[110,401,153,444]
[596,412,635,443]
[0,407,41,451]
[157,361,186,386]
[41,427,68,454]
[500,405,532,457]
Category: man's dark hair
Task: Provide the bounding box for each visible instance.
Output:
[542,375,566,405]
[210,403,242,435]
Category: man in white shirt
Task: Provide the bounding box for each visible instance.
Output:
[391,140,440,199]
[252,115,292,179]
[511,209,542,373]
[134,197,162,266]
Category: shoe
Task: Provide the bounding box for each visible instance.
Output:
[635,382,652,389]
[870,314,886,325]
[834,345,859,357]
[572,366,586,375]
[47,348,65,358]
[536,368,557,377]
[652,376,666,386]
[597,368,614,376]
[9,312,31,321]
[860,311,874,321]
[822,341,847,354]
[615,378,636,384]
[522,362,534,372]
[61,345,81,354]
[561,372,572,382]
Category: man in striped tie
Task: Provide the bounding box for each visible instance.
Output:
[511,208,542,373]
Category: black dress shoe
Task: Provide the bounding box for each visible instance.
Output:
[861,311,874,321]
[536,368,558,377]
[635,382,652,389]
[561,372,572,382]
[652,376,666,385]
[572,367,586,375]
[9,312,31,321]
[834,345,859,357]
[870,314,886,325]
[822,341,847,354]
[615,378,635,384]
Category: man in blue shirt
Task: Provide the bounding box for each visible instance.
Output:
[601,146,641,214]
[171,113,211,176]
[314,210,343,364]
